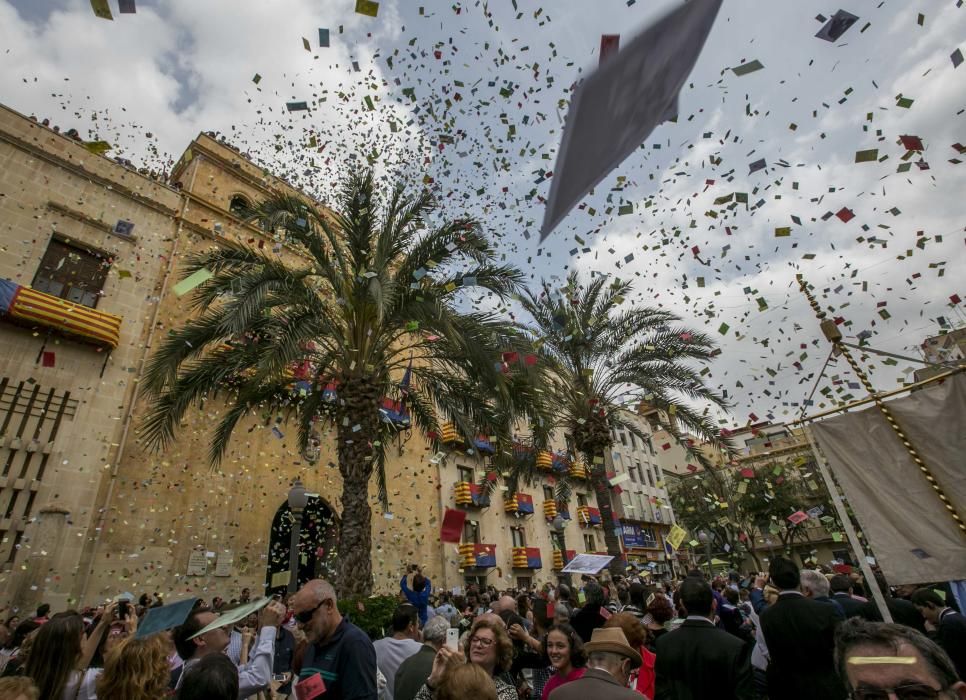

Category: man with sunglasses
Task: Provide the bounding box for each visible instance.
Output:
[290,578,378,699]
[836,617,966,699]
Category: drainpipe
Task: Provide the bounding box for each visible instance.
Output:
[76,159,199,602]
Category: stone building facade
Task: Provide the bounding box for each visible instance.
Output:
[0,104,632,610]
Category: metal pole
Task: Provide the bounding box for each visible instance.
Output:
[804,428,892,623]
[796,275,966,537]
[287,507,303,595]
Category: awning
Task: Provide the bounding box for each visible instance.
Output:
[0,279,121,349]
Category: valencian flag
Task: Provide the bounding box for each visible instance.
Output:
[473,544,497,568]
[516,493,535,515]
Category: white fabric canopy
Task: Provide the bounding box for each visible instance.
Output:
[810,373,966,584]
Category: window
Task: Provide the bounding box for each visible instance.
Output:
[619,432,628,446]
[577,493,588,508]
[629,432,637,450]
[517,576,533,590]
[32,236,110,309]
[229,195,250,217]
[458,465,474,483]
[511,527,526,547]
[543,485,555,501]
[583,533,596,552]
[462,520,480,544]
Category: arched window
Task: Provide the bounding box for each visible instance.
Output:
[229,195,250,217]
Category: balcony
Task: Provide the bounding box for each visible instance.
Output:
[459,543,497,569]
[535,450,553,472]
[512,547,543,569]
[568,458,588,480]
[454,481,490,508]
[0,279,121,349]
[440,422,495,455]
[577,505,601,527]
[503,492,534,516]
[543,500,558,520]
[552,549,577,571]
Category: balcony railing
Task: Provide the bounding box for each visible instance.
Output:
[0,279,121,349]
[503,492,534,516]
[552,549,577,571]
[543,500,557,520]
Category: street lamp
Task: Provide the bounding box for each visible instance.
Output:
[697,530,713,579]
[287,479,308,594]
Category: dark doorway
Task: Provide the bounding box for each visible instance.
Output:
[265,496,339,596]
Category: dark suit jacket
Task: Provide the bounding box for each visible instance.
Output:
[760,592,845,700]
[937,609,966,682]
[548,667,641,700]
[394,644,436,700]
[654,618,754,700]
[831,592,866,618]
[857,597,926,634]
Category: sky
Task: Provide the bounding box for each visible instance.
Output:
[1,0,963,429]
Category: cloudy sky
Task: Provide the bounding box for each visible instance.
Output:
[1,0,963,427]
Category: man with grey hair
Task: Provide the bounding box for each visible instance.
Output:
[835,617,966,699]
[801,569,845,619]
[289,578,377,698]
[394,616,450,700]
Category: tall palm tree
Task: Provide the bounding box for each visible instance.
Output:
[520,272,731,572]
[140,169,525,596]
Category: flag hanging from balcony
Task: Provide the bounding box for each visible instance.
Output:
[469,483,489,507]
[0,278,121,349]
[525,547,542,568]
[587,507,602,525]
[474,544,497,568]
[516,493,534,514]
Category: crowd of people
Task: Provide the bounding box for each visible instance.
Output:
[0,558,962,699]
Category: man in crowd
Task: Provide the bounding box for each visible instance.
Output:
[759,556,844,700]
[571,580,607,643]
[835,617,966,699]
[401,567,433,627]
[549,627,642,700]
[394,615,450,700]
[830,574,867,618]
[374,604,422,699]
[801,569,845,619]
[32,604,50,625]
[172,599,286,698]
[912,587,966,681]
[857,572,926,633]
[433,592,458,624]
[289,578,378,699]
[654,577,754,699]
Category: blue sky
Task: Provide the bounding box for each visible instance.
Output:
[1,0,963,427]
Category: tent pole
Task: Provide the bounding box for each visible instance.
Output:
[796,275,966,537]
[803,427,892,623]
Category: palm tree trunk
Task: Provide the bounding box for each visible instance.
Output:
[581,440,625,577]
[334,379,381,597]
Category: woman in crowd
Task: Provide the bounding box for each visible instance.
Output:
[517,594,534,631]
[95,634,170,700]
[23,602,117,699]
[0,620,39,675]
[436,664,497,700]
[177,653,239,700]
[604,612,655,698]
[644,594,675,651]
[0,677,39,700]
[540,623,585,700]
[415,617,518,700]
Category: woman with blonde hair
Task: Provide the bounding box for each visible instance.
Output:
[437,663,497,700]
[95,633,170,700]
[414,617,518,700]
[0,676,39,700]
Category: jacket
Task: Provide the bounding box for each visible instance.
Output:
[760,592,845,700]
[831,592,866,618]
[400,576,432,627]
[654,618,754,699]
[548,667,641,700]
[393,644,436,700]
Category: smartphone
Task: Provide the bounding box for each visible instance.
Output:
[272,673,289,682]
[117,600,129,619]
[445,628,460,651]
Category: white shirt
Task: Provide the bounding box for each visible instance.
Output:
[63,668,100,700]
[176,626,277,699]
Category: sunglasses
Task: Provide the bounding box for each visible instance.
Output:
[851,683,943,700]
[294,599,330,625]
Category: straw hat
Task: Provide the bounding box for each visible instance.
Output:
[583,627,643,668]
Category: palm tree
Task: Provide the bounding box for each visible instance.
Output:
[140,169,524,596]
[520,272,732,573]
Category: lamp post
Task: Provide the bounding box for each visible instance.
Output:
[287,479,308,595]
[697,530,713,579]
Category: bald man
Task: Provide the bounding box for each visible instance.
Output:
[289,579,377,700]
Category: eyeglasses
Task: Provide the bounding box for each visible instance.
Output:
[294,599,330,625]
[851,683,944,700]
[469,636,495,648]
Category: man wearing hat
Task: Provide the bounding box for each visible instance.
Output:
[547,627,642,700]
